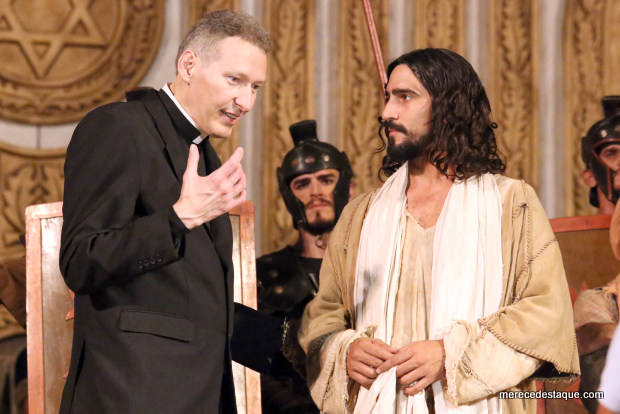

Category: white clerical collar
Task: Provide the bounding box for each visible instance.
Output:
[162,83,203,144]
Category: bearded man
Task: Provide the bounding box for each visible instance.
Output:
[299,48,579,414]
[256,120,353,414]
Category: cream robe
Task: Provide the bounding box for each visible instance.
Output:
[299,175,580,414]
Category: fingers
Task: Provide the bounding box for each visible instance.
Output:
[355,352,384,370]
[395,356,419,378]
[399,367,424,389]
[228,147,244,164]
[347,338,382,388]
[403,376,432,396]
[371,338,398,354]
[362,339,397,367]
[218,147,244,177]
[348,370,374,389]
[350,361,378,381]
[376,350,410,374]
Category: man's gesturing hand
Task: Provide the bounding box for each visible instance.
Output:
[375,339,445,396]
[173,145,246,229]
[347,338,397,388]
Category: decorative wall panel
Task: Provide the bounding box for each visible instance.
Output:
[564,0,620,215]
[414,0,464,53]
[262,0,315,252]
[488,0,539,189]
[338,0,388,196]
[187,0,240,162]
[0,0,164,125]
[0,143,65,259]
[189,0,239,23]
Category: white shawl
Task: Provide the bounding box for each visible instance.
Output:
[353,163,503,414]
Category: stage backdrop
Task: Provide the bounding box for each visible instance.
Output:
[0,0,619,256]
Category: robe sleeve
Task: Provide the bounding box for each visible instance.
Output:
[299,195,369,413]
[442,180,579,405]
[442,320,541,405]
[299,238,357,412]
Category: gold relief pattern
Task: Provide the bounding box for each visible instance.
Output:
[603,0,620,94]
[0,143,65,259]
[338,0,388,196]
[0,0,164,125]
[262,0,315,253]
[187,0,240,161]
[488,0,539,189]
[564,0,610,216]
[189,0,239,23]
[414,0,464,52]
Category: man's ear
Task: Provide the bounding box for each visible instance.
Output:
[582,169,597,188]
[349,182,356,200]
[176,50,198,83]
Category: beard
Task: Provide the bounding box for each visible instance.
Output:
[305,217,336,236]
[384,121,434,162]
[304,199,337,236]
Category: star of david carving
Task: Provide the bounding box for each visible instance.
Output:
[0,0,107,78]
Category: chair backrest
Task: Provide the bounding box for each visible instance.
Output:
[550,214,619,292]
[25,201,261,414]
[536,214,617,414]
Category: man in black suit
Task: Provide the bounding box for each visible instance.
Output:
[59,10,271,414]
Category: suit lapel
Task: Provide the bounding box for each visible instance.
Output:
[127,89,189,184]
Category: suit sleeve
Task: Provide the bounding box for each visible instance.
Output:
[60,105,188,295]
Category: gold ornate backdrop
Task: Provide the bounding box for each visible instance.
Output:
[488,0,539,190]
[0,143,65,259]
[0,0,165,124]
[1,0,620,255]
[564,0,620,216]
[337,0,387,201]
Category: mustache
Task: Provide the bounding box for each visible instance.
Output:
[305,198,333,209]
[381,119,408,135]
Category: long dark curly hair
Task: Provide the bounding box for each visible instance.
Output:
[379,48,506,179]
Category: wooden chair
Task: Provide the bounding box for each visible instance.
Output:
[25,201,261,414]
[537,214,618,414]
[550,214,618,294]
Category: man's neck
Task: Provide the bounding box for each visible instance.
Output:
[293,228,330,259]
[405,159,454,228]
[169,79,207,139]
[598,188,616,214]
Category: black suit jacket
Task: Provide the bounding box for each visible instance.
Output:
[59,88,236,413]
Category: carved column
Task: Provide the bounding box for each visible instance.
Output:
[488,0,539,189]
[261,0,315,252]
[0,143,65,259]
[564,0,620,215]
[188,0,241,162]
[414,0,465,53]
[338,0,388,196]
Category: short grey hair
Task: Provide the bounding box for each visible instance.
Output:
[176,10,272,66]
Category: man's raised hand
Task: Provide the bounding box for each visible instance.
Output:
[173,145,247,229]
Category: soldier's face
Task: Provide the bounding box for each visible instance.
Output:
[598,143,620,190]
[290,169,340,231]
